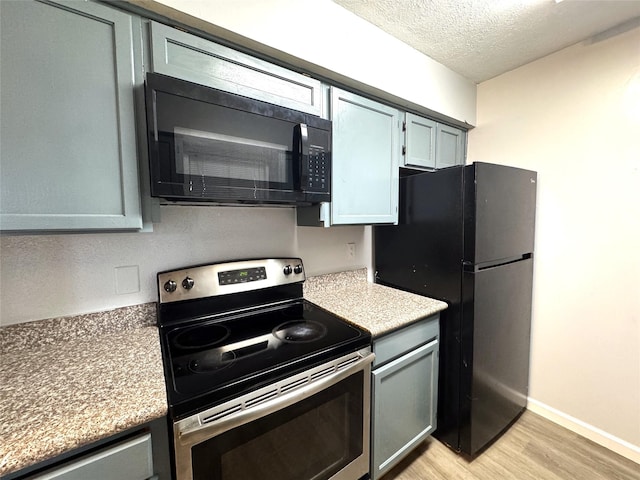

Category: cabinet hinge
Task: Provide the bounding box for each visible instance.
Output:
[402,146,406,156]
[402,121,406,132]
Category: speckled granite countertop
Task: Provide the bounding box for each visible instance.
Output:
[304,269,447,337]
[0,304,167,477]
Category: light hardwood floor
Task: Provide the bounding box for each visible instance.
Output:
[382,411,639,480]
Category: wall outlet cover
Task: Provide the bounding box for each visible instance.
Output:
[115,265,140,295]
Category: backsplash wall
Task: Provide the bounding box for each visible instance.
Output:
[0,205,368,326]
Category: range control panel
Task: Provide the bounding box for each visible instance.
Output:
[218,267,267,286]
[157,258,305,304]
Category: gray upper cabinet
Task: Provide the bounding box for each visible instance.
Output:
[436,123,465,168]
[402,112,465,170]
[0,0,143,232]
[329,87,399,225]
[403,112,436,169]
[149,22,322,116]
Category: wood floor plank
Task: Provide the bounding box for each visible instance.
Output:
[382,411,640,480]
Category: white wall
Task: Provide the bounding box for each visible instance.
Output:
[468,26,640,460]
[0,206,367,325]
[132,0,476,126]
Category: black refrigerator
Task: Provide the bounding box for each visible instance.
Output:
[374,162,537,456]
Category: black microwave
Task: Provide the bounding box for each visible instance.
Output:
[145,73,331,205]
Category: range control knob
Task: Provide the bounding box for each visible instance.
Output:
[283,265,293,275]
[294,264,303,274]
[182,277,195,290]
[164,280,177,293]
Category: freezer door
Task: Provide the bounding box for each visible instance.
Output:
[460,257,534,455]
[464,163,537,265]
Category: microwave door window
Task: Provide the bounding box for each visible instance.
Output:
[174,128,290,193]
[153,91,296,200]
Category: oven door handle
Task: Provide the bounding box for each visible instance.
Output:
[175,349,374,445]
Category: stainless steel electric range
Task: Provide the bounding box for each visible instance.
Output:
[156,258,373,480]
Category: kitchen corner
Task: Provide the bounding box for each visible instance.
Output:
[0,269,446,479]
[1,0,638,476]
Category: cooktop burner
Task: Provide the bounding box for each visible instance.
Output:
[156,258,371,419]
[172,324,230,350]
[273,320,327,343]
[188,349,236,374]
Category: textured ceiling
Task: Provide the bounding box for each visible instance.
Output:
[332,0,640,83]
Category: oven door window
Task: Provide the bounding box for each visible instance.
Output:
[191,372,363,480]
[153,91,295,199]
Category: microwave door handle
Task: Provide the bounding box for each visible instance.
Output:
[293,123,309,190]
[296,123,309,155]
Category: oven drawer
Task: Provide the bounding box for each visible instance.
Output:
[27,435,154,480]
[373,313,439,367]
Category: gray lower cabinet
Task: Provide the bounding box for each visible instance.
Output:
[13,419,171,480]
[371,315,439,480]
[149,21,322,116]
[327,87,400,225]
[27,435,154,480]
[0,0,143,231]
[402,112,465,170]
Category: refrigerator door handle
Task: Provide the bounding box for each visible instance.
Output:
[467,253,533,272]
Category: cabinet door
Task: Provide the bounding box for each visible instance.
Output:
[0,0,143,231]
[150,22,322,116]
[330,88,399,225]
[436,123,465,168]
[403,112,436,169]
[27,434,153,480]
[371,339,439,480]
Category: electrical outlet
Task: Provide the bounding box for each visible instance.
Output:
[346,243,356,259]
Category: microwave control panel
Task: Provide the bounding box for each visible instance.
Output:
[304,145,329,193]
[297,124,331,194]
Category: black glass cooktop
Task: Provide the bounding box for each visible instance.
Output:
[160,299,370,418]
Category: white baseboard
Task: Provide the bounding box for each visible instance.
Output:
[527,398,640,465]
